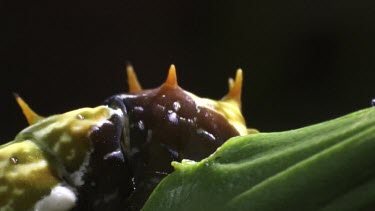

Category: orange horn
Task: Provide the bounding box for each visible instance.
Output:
[163,64,178,88]
[126,64,142,93]
[14,93,44,125]
[222,68,243,107]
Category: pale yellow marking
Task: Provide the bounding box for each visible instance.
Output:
[0,106,121,209]
[0,160,8,169]
[19,106,115,173]
[0,140,60,209]
[185,91,248,136]
[185,69,259,135]
[6,160,48,179]
[12,188,24,196]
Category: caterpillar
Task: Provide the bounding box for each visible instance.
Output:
[0,65,255,211]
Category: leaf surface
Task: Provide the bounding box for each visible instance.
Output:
[144,107,375,211]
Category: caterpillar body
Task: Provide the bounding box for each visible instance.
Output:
[0,65,254,210]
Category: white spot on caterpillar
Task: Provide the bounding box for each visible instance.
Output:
[34,184,77,211]
[9,157,18,165]
[133,106,144,112]
[76,114,85,120]
[104,150,122,160]
[168,112,178,124]
[173,101,181,112]
[196,128,216,141]
[156,104,166,112]
[137,120,145,130]
[69,151,92,187]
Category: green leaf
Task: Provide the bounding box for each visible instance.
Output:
[143,107,375,211]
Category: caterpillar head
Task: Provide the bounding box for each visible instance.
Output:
[104,65,251,208]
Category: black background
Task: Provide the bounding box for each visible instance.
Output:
[1,1,375,143]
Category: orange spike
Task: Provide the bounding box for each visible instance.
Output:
[14,93,43,125]
[163,64,178,88]
[126,64,142,93]
[222,68,243,105]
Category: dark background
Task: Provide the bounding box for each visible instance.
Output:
[1,1,375,143]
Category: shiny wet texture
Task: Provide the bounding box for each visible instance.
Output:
[105,85,240,210]
[73,113,133,211]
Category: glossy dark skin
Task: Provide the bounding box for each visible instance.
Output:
[73,113,133,211]
[105,84,240,210]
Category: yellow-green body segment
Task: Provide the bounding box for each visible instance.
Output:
[0,106,117,210]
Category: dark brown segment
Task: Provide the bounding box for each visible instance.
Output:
[74,113,133,211]
[105,84,240,210]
